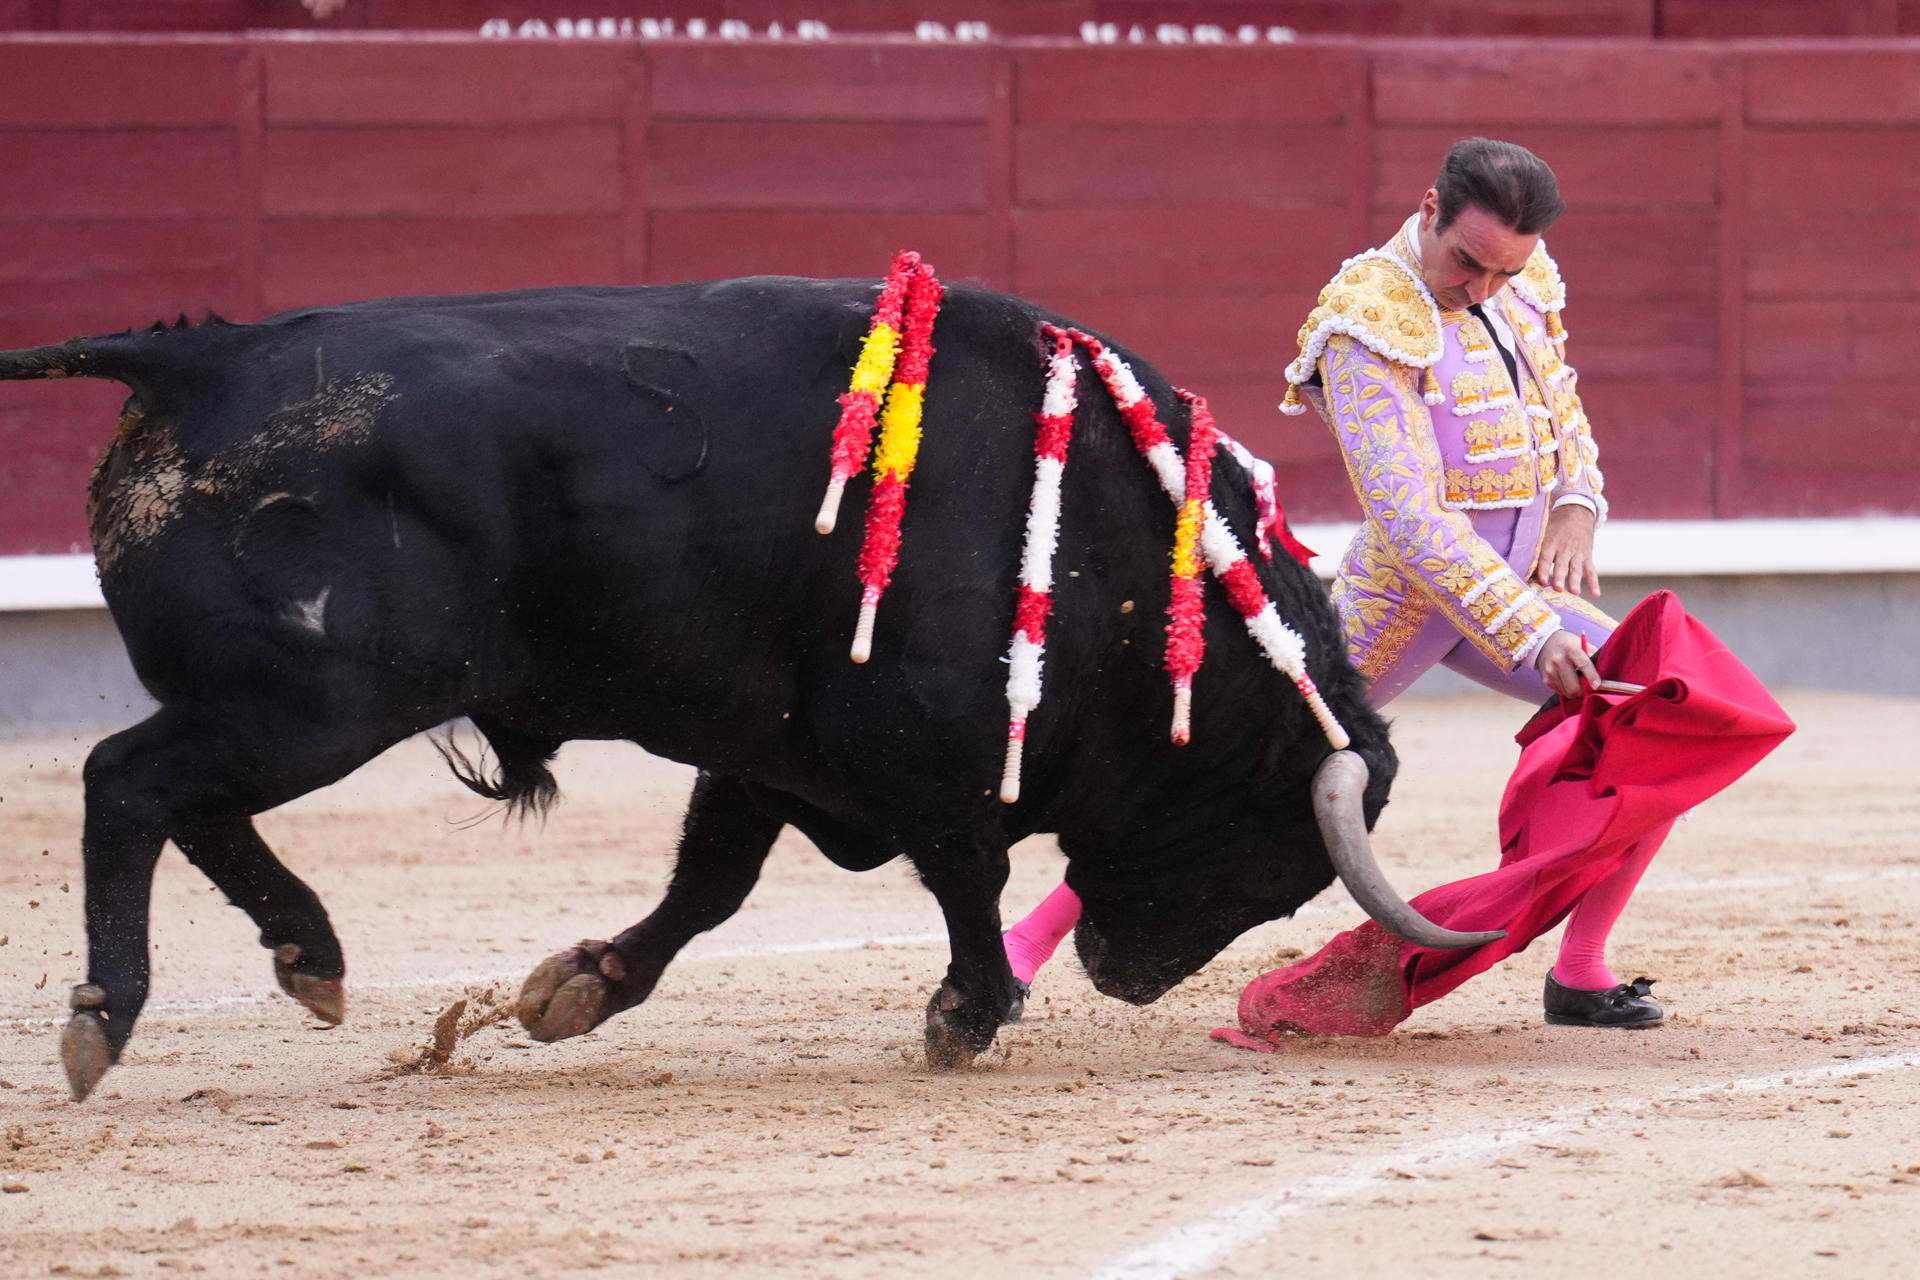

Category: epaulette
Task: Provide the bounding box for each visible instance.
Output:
[1281,249,1443,415]
[1507,240,1568,340]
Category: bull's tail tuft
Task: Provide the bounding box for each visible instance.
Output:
[433,718,562,823]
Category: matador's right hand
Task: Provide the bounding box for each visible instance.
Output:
[1533,630,1601,700]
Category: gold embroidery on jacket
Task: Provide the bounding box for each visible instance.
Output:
[1463,406,1531,460]
[1449,368,1517,416]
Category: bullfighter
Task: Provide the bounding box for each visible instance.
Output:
[1005,137,1667,1030]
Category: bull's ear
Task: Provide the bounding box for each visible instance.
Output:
[620,342,707,482]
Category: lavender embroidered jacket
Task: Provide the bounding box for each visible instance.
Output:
[1280,227,1607,682]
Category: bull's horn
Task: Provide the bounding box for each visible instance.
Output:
[1314,751,1505,950]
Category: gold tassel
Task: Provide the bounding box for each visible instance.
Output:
[1422,367,1444,407]
[1280,382,1305,416]
[1546,311,1565,340]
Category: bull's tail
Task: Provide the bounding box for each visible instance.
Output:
[0,323,222,394]
[432,717,562,823]
[0,338,104,381]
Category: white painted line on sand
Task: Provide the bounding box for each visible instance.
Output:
[1089,1046,1920,1280]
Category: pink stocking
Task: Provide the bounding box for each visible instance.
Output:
[1552,824,1670,990]
[1004,882,1082,984]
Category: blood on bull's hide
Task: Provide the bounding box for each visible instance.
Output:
[0,277,1484,1102]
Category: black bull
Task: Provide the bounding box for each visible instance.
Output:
[1,277,1486,1101]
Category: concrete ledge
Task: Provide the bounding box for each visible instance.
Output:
[1293,517,1920,579]
[7,519,1920,611]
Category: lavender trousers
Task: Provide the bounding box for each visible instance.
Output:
[1355,501,1614,708]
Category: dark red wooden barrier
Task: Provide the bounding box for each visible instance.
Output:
[3,34,1918,554]
[6,1,1920,38]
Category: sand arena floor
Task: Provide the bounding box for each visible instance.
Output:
[2,691,1918,1278]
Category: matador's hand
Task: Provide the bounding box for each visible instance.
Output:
[1533,503,1600,597]
[1532,630,1601,700]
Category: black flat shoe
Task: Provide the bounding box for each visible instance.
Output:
[1543,973,1664,1028]
[1004,980,1030,1025]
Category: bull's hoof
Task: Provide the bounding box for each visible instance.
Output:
[517,945,619,1042]
[923,980,998,1071]
[62,1010,118,1102]
[273,944,345,1025]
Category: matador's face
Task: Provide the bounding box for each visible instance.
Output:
[1416,190,1538,312]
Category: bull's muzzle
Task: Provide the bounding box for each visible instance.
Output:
[1314,751,1505,950]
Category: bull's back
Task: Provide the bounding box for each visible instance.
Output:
[91,279,1073,782]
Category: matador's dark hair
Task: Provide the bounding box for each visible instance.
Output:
[1434,137,1564,236]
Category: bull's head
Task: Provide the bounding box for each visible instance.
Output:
[1069,744,1501,1005]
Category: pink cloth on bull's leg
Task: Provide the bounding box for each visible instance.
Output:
[1004,882,1081,984]
[1213,594,1794,1049]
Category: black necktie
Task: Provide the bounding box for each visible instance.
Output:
[1468,302,1520,391]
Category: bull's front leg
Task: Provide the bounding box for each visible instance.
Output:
[912,821,1018,1070]
[518,771,782,1041]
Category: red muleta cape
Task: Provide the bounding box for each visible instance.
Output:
[1214,591,1796,1048]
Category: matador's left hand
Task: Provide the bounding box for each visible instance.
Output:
[1533,503,1600,597]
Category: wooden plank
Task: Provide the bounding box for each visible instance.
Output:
[235,45,264,321]
[1714,58,1744,516]
[264,40,630,126]
[1733,463,1920,516]
[1014,46,1359,126]
[0,382,120,554]
[619,54,649,285]
[1746,300,1920,382]
[1370,44,1724,126]
[0,218,238,286]
[1016,124,1349,208]
[263,124,622,217]
[1555,294,1715,380]
[1018,290,1318,381]
[1744,382,1920,467]
[648,121,988,211]
[1746,128,1920,214]
[646,210,990,284]
[1373,126,1720,211]
[1747,216,1920,299]
[1534,212,1719,299]
[1660,0,1869,36]
[0,219,241,326]
[1424,0,1653,35]
[44,1,305,30]
[0,40,242,125]
[260,216,623,313]
[1745,50,1920,124]
[0,128,238,217]
[1014,206,1350,294]
[648,42,992,121]
[1570,375,1716,517]
[1731,467,1920,517]
[986,54,1013,289]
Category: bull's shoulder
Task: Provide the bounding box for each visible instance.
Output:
[1283,250,1443,386]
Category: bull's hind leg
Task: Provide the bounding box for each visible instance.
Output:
[172,817,346,1024]
[912,820,1019,1070]
[518,771,782,1042]
[67,706,394,1100]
